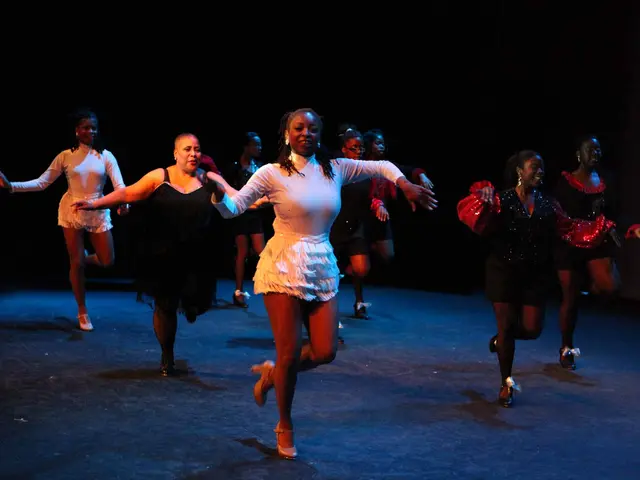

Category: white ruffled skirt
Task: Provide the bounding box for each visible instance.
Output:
[254,232,340,302]
[58,191,113,233]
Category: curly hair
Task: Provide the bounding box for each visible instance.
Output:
[276,108,335,180]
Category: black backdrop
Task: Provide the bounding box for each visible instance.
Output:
[1,3,638,299]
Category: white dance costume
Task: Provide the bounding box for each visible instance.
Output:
[10,145,125,232]
[213,153,404,301]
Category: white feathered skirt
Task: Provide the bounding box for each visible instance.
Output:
[57,191,113,233]
[253,232,340,302]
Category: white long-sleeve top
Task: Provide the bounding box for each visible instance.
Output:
[213,153,404,237]
[10,144,125,198]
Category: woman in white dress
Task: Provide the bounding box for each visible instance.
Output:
[0,110,128,331]
[206,108,437,459]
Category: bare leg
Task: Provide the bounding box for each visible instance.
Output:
[86,230,115,267]
[234,234,249,292]
[349,254,370,304]
[263,293,304,433]
[250,233,265,256]
[516,305,544,340]
[557,269,580,348]
[299,297,339,371]
[62,228,87,316]
[492,302,518,383]
[372,239,395,263]
[587,257,620,295]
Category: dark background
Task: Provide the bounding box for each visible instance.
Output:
[1,3,638,300]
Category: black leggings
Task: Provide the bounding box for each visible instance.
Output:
[493,303,544,383]
[153,296,180,367]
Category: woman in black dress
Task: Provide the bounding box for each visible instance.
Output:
[73,133,218,376]
[554,135,639,369]
[458,150,615,407]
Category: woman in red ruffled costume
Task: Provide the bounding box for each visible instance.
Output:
[554,136,640,369]
[457,151,615,407]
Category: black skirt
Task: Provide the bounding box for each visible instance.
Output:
[485,255,551,307]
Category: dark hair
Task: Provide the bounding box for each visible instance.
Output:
[243,131,260,146]
[576,134,599,150]
[70,108,104,153]
[341,128,362,147]
[503,150,540,188]
[363,129,384,159]
[276,108,334,180]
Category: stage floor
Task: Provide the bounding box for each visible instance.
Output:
[1,280,639,479]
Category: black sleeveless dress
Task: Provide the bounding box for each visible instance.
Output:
[135,169,217,314]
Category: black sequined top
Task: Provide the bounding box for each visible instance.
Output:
[488,188,558,266]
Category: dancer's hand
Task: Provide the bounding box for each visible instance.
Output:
[117,204,130,216]
[206,171,225,185]
[398,178,437,211]
[0,171,11,190]
[634,227,640,239]
[376,205,390,222]
[205,171,226,200]
[71,200,95,211]
[479,186,496,204]
[418,173,434,190]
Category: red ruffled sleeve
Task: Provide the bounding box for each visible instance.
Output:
[553,201,616,248]
[626,224,640,240]
[457,181,501,235]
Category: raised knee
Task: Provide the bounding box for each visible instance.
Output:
[315,347,337,365]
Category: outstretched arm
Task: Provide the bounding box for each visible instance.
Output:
[336,158,437,211]
[73,169,164,211]
[207,166,272,218]
[1,154,64,192]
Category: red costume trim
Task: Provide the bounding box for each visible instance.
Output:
[561,171,606,194]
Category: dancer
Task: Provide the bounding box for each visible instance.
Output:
[0,109,127,331]
[554,135,640,369]
[362,128,434,267]
[206,108,436,458]
[458,150,615,407]
[330,128,375,319]
[226,132,266,307]
[73,133,219,376]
